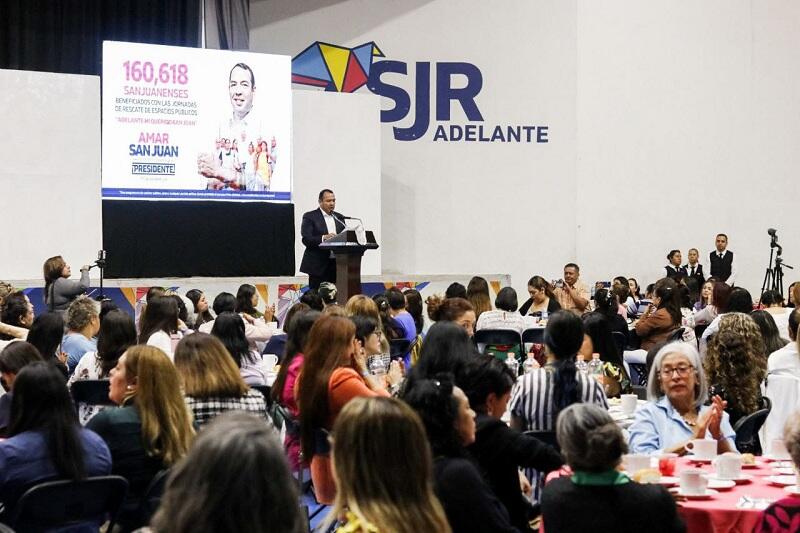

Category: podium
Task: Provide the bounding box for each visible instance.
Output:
[319,230,379,305]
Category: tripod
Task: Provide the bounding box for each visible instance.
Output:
[760,241,793,301]
[89,250,107,302]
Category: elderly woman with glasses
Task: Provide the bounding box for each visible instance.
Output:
[628,342,736,455]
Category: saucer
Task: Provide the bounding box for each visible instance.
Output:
[773,467,796,476]
[705,478,736,490]
[785,485,800,495]
[766,475,796,486]
[669,487,718,500]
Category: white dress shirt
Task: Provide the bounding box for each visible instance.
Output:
[321,208,337,234]
[768,340,800,377]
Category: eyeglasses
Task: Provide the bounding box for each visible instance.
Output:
[660,365,694,378]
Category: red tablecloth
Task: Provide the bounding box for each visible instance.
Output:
[673,457,789,533]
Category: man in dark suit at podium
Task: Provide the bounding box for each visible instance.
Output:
[300,189,347,289]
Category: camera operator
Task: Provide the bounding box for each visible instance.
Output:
[43,255,91,312]
[553,263,590,316]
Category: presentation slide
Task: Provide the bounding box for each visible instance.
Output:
[102,41,292,202]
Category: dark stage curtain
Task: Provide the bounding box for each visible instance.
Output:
[0,0,201,76]
[102,200,296,278]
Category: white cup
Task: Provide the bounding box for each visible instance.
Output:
[685,439,717,460]
[680,469,708,496]
[623,454,651,474]
[261,354,279,370]
[713,452,742,480]
[771,439,791,460]
[620,394,638,416]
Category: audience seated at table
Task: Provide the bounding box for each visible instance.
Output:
[385,286,417,344]
[580,312,631,397]
[702,287,754,339]
[445,282,468,299]
[297,315,399,505]
[704,313,767,426]
[235,283,268,320]
[519,275,562,318]
[61,296,101,374]
[761,289,791,341]
[174,333,272,428]
[509,310,608,501]
[198,292,278,349]
[185,288,214,331]
[373,293,404,341]
[613,276,638,317]
[694,280,714,312]
[150,412,304,533]
[628,342,736,455]
[86,345,195,530]
[593,288,629,336]
[0,342,43,435]
[768,309,800,377]
[403,287,425,336]
[328,396,451,533]
[211,312,269,386]
[635,278,682,351]
[476,287,530,335]
[138,295,181,360]
[405,320,478,388]
[0,362,112,523]
[69,309,137,424]
[678,285,698,343]
[756,411,800,533]
[462,355,563,532]
[270,309,320,471]
[751,309,789,357]
[467,276,493,321]
[26,311,68,374]
[426,296,477,337]
[541,403,685,533]
[346,294,392,368]
[403,375,518,533]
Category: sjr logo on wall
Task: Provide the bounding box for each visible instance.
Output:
[292,41,549,143]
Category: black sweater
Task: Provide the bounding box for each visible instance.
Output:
[434,455,521,533]
[541,477,685,533]
[468,414,563,532]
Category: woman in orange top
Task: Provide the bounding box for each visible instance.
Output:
[296,315,402,504]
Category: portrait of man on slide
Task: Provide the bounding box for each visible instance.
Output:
[197,62,278,192]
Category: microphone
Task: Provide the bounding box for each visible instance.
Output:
[768,228,777,236]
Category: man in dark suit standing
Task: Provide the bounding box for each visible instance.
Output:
[300,189,346,289]
[709,233,736,285]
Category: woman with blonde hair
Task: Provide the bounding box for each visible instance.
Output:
[174,332,272,428]
[329,397,451,533]
[87,345,195,530]
[466,276,493,321]
[704,312,768,427]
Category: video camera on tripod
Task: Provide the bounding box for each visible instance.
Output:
[86,250,107,301]
[761,229,792,301]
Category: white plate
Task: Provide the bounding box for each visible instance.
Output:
[766,475,796,486]
[669,487,719,500]
[656,476,679,486]
[705,478,736,490]
[708,473,754,484]
[763,455,793,462]
[773,467,796,476]
[785,485,800,495]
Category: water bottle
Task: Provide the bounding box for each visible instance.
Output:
[368,355,386,377]
[576,356,589,375]
[541,308,549,321]
[506,354,519,377]
[588,353,604,379]
[523,353,538,374]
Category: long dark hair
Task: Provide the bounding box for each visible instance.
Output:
[138,295,178,344]
[9,362,86,480]
[271,310,321,404]
[544,311,585,416]
[461,355,515,414]
[407,321,477,388]
[97,310,137,377]
[593,289,618,321]
[403,289,424,335]
[211,312,254,369]
[750,310,788,355]
[582,312,625,369]
[654,279,682,326]
[0,292,30,337]
[235,284,260,316]
[402,375,463,458]
[26,312,64,362]
[186,289,214,328]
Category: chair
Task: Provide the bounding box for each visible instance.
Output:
[733,396,772,455]
[474,329,522,355]
[522,430,560,452]
[10,475,129,532]
[611,331,627,356]
[521,328,545,346]
[70,380,114,407]
[137,469,170,527]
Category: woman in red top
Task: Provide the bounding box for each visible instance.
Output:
[296,315,402,504]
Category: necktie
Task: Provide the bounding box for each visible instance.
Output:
[719,253,723,259]
[691,266,695,276]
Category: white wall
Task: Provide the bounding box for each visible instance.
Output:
[0,69,102,280]
[292,90,382,275]
[253,0,800,297]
